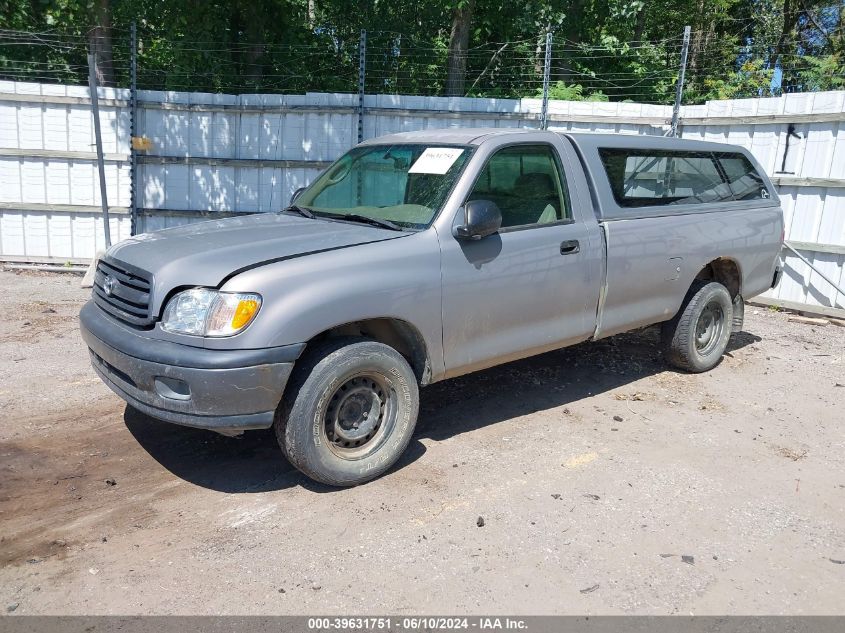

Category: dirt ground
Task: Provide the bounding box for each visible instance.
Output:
[0,268,843,615]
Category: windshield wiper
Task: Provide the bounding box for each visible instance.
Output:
[283,206,403,231]
[281,204,315,219]
[320,212,403,232]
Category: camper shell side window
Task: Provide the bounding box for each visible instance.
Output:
[598,148,768,209]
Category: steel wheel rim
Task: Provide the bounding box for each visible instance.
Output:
[695,301,725,356]
[323,372,396,460]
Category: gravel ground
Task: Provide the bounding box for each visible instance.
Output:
[0,268,843,615]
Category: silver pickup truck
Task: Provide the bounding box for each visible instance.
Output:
[80,129,783,486]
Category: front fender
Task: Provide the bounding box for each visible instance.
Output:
[220,229,445,379]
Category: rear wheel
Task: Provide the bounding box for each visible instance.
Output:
[661,281,733,373]
[275,338,419,486]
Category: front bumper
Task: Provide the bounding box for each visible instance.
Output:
[80,301,304,432]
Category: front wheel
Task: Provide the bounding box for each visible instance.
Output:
[661,281,734,373]
[275,338,419,486]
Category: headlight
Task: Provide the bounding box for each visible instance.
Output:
[161,288,262,337]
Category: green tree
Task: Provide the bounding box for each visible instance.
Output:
[0,0,842,102]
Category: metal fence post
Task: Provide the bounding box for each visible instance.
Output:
[670,25,691,138]
[540,30,552,130]
[87,51,112,248]
[129,21,138,236]
[357,29,366,143]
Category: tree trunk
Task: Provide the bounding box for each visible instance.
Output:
[555,0,585,83]
[244,2,265,84]
[774,0,800,91]
[773,0,798,61]
[534,35,544,78]
[308,0,316,29]
[89,0,114,86]
[633,4,646,43]
[446,0,475,96]
[687,0,706,81]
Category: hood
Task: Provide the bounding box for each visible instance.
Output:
[107,213,408,308]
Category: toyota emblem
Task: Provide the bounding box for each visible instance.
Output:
[103,275,118,296]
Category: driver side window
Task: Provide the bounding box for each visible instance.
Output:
[467,145,569,228]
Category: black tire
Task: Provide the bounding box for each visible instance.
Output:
[275,337,419,487]
[661,281,734,373]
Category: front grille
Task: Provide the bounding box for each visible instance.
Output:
[92,257,154,326]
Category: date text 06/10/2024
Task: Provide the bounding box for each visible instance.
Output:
[306,617,528,630]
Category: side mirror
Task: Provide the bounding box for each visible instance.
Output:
[290,186,306,205]
[453,199,502,240]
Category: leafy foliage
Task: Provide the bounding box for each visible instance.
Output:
[0,0,842,103]
[537,81,609,102]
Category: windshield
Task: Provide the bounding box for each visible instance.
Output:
[294,144,473,229]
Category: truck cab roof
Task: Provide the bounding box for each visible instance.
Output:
[360,128,753,155]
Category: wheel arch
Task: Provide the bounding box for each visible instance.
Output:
[304,318,432,385]
[694,257,743,299]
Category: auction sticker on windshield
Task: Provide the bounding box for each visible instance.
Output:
[408,147,465,175]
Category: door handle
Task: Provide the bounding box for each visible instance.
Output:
[560,240,580,255]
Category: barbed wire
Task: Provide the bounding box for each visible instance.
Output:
[0,26,841,103]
